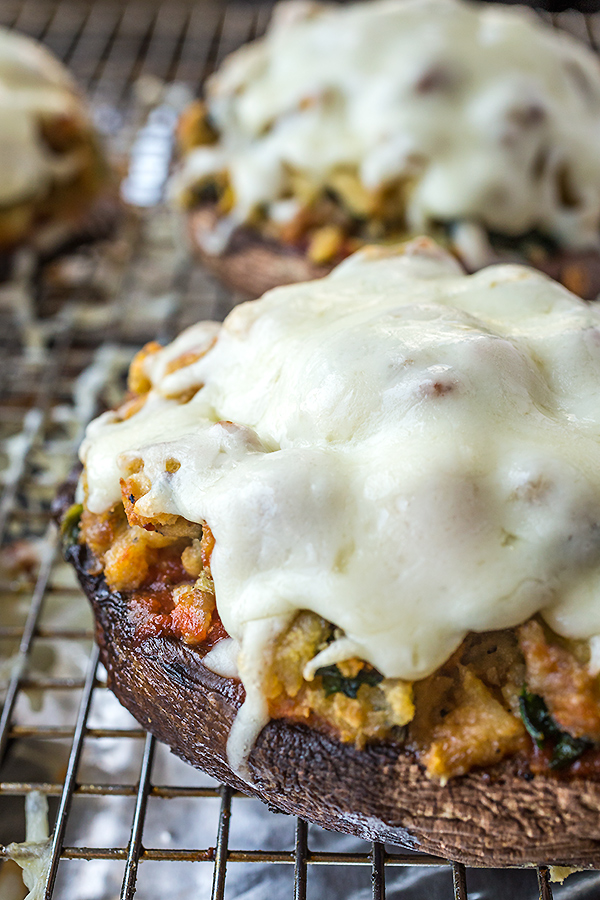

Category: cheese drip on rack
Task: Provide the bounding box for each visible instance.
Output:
[173,0,600,250]
[81,240,600,772]
[0,26,93,206]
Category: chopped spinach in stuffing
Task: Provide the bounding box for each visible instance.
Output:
[316,664,383,699]
[60,503,83,552]
[519,687,592,769]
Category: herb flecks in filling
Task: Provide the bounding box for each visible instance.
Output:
[317,663,384,699]
[519,688,592,770]
[261,611,414,749]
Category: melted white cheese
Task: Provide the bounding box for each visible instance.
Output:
[202,637,240,678]
[0,27,93,206]
[81,239,600,770]
[6,791,52,900]
[172,0,600,249]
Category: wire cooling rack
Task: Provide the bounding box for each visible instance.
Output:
[1,2,600,898]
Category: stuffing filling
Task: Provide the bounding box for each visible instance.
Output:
[64,341,600,783]
[67,492,600,781]
[175,102,591,295]
[176,102,426,267]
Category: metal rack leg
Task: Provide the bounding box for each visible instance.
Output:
[371,841,386,900]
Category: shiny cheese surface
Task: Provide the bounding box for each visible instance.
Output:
[82,238,600,754]
[173,0,600,249]
[0,26,91,205]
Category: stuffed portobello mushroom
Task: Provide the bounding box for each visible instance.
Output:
[0,26,115,263]
[59,239,600,866]
[171,0,600,299]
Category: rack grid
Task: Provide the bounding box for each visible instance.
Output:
[0,2,598,898]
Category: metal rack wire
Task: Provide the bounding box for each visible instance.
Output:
[0,2,599,898]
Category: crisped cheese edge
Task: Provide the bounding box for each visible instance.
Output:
[171,0,600,251]
[549,866,585,884]
[0,26,93,206]
[80,239,600,775]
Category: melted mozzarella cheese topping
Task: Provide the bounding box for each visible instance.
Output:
[173,0,600,249]
[0,27,92,206]
[81,239,600,771]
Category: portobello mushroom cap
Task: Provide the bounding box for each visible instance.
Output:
[0,185,121,284]
[188,203,600,300]
[55,480,600,869]
[189,204,600,301]
[188,204,343,299]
